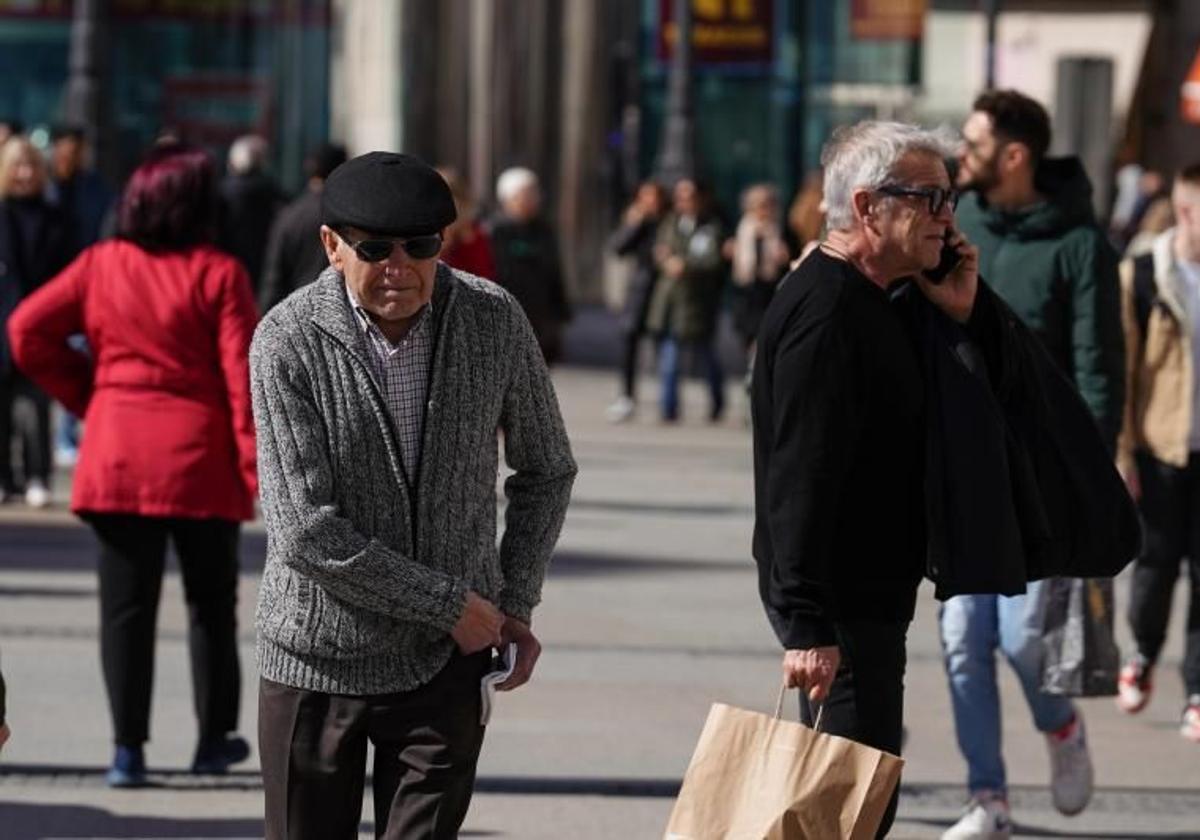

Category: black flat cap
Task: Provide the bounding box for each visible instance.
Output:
[321,151,456,237]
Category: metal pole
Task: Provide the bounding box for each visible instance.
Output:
[983,0,1000,90]
[654,0,696,185]
[64,0,113,180]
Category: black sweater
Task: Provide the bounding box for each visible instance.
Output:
[752,250,927,649]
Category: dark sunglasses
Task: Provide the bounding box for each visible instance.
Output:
[876,184,959,216]
[339,232,443,262]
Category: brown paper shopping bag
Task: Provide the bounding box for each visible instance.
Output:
[664,685,904,840]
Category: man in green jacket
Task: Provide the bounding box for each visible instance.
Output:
[939,89,1124,840]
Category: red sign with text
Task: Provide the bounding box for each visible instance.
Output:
[851,0,926,41]
[658,0,773,65]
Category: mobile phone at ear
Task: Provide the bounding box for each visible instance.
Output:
[924,232,962,284]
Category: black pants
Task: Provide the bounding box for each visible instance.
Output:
[1129,452,1200,696]
[0,371,52,492]
[85,513,242,746]
[617,327,646,399]
[799,620,908,839]
[259,651,490,840]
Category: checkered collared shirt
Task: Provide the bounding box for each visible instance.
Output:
[347,285,434,484]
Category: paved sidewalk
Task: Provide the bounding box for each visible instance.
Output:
[2,367,1198,839]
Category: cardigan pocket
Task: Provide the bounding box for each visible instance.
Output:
[297,583,398,660]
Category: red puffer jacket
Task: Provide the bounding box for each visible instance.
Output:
[7,239,258,520]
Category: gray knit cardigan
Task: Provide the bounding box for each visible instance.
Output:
[250,265,576,694]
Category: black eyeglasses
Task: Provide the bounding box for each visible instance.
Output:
[338,232,443,262]
[876,184,959,216]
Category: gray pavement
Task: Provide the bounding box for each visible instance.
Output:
[1,365,1198,839]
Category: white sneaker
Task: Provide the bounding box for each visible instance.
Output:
[941,794,1012,840]
[24,479,50,509]
[1047,712,1093,815]
[605,396,635,423]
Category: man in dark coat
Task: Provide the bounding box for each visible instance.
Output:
[488,167,571,364]
[218,134,284,294]
[753,121,983,839]
[258,143,347,312]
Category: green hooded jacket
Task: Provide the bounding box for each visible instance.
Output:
[956,157,1124,447]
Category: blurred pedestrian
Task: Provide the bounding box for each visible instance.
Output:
[219,134,284,293]
[47,124,114,247]
[258,142,347,312]
[727,183,795,356]
[437,166,496,279]
[489,167,571,364]
[787,169,826,256]
[45,124,115,468]
[7,143,259,787]
[1123,194,1174,257]
[0,136,74,507]
[0,119,20,147]
[250,151,575,838]
[1114,162,1200,744]
[942,89,1123,839]
[646,177,726,423]
[604,179,667,423]
[1120,169,1169,249]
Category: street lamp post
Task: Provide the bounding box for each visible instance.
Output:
[983,0,1000,90]
[654,0,697,186]
[63,0,113,180]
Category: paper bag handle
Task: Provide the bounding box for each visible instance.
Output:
[774,681,824,732]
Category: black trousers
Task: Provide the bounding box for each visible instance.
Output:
[259,651,490,840]
[1129,452,1200,696]
[85,513,242,746]
[0,371,52,492]
[617,327,645,399]
[799,620,908,839]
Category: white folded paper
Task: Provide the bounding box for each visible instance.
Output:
[480,642,518,726]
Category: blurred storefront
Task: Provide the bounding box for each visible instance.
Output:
[636,0,924,221]
[0,0,330,190]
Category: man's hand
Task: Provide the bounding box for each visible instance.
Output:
[916,230,979,325]
[0,722,10,753]
[783,645,840,703]
[1120,461,1142,502]
[495,616,541,692]
[450,592,503,655]
[664,255,686,278]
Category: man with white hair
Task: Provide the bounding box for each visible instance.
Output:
[219,133,283,292]
[752,121,979,836]
[489,167,571,363]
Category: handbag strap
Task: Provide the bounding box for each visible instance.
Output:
[774,681,824,732]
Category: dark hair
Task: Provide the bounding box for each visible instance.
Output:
[304,143,347,181]
[50,123,85,143]
[117,144,217,251]
[1178,163,1200,188]
[972,89,1052,167]
[0,118,23,134]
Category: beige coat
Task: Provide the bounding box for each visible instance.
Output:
[1117,228,1194,472]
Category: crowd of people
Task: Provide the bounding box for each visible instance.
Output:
[0,86,1197,839]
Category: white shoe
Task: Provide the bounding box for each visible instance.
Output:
[605,396,635,423]
[25,479,50,509]
[941,794,1012,840]
[1047,712,1093,815]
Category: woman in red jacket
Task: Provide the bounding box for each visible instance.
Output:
[7,144,258,787]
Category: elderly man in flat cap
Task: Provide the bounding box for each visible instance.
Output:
[250,151,576,839]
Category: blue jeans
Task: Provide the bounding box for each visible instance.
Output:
[939,580,1075,795]
[658,337,724,421]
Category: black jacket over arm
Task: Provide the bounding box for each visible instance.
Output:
[752,250,926,649]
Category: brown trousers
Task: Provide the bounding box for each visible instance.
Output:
[259,651,490,840]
